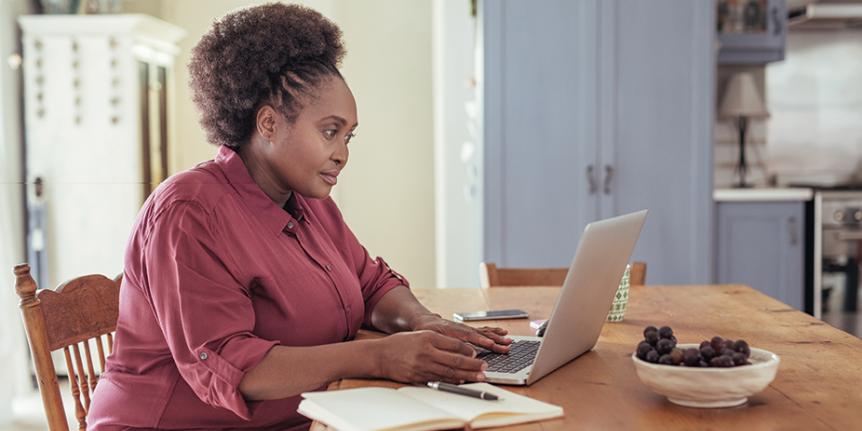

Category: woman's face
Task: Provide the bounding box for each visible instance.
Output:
[264,77,358,199]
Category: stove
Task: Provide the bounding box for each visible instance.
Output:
[810,188,862,337]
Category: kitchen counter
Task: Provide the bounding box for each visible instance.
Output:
[714,187,813,202]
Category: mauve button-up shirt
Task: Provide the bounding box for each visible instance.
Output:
[88,145,408,430]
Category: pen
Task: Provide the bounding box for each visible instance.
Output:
[426,381,499,401]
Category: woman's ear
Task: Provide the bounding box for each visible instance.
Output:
[255,105,278,141]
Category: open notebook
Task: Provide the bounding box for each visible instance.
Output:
[297,383,563,431]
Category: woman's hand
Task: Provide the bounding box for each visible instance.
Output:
[374,331,488,384]
[411,314,512,354]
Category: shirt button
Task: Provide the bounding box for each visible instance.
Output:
[324,264,332,271]
[199,352,208,361]
[287,221,294,229]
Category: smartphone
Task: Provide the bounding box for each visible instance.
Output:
[452,309,529,322]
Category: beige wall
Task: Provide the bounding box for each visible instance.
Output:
[155,0,436,288]
[334,1,436,288]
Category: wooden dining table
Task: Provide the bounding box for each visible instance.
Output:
[312,284,862,430]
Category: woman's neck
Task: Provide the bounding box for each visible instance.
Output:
[237,143,293,208]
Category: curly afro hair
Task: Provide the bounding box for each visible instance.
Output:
[189,3,346,148]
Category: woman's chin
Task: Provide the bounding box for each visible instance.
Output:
[305,186,333,199]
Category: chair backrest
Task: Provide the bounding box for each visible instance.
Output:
[14,264,121,431]
[479,261,647,288]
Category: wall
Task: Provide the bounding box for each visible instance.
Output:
[0,0,36,421]
[158,0,437,288]
[432,0,481,287]
[333,0,435,289]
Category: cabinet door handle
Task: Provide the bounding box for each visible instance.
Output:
[603,165,614,195]
[586,165,598,194]
[771,7,782,36]
[788,216,798,246]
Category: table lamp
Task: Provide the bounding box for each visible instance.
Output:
[719,72,770,188]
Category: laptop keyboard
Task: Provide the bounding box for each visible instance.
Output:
[476,340,541,374]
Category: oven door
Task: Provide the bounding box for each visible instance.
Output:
[817,192,862,334]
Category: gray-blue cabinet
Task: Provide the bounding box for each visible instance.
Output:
[717,0,787,65]
[717,201,805,309]
[479,0,715,284]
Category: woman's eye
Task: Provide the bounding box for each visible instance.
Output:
[345,132,356,144]
[323,129,337,139]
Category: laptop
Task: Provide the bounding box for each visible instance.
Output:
[478,210,648,385]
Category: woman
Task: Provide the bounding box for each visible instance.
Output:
[88,3,511,430]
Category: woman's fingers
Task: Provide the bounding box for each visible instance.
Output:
[477,328,513,345]
[460,328,511,353]
[478,326,509,336]
[425,360,486,383]
[431,349,486,372]
[428,332,476,357]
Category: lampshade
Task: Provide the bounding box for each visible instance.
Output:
[719,72,770,119]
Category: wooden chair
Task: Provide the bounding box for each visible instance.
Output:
[480,261,647,288]
[14,264,122,431]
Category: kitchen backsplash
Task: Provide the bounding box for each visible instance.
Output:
[766,31,862,186]
[714,31,862,189]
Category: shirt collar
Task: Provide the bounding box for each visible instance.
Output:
[215,145,309,236]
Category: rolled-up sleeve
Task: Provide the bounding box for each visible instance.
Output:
[143,201,278,420]
[356,252,410,326]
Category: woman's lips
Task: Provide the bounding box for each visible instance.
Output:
[320,172,338,185]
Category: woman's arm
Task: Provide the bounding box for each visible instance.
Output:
[370,286,512,353]
[240,287,516,400]
[239,329,485,400]
[369,285,440,334]
[238,339,377,400]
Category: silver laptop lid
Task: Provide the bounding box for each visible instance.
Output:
[526,210,647,385]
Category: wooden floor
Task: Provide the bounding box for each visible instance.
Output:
[5,379,75,431]
[0,422,43,431]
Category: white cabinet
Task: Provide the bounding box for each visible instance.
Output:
[19,15,183,288]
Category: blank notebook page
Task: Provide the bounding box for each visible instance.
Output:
[299,387,462,431]
[397,383,563,425]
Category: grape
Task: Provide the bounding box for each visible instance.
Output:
[645,350,660,363]
[669,348,684,365]
[732,339,750,358]
[658,326,674,339]
[699,340,711,351]
[656,338,675,355]
[658,354,674,365]
[710,336,724,352]
[636,341,654,360]
[700,345,716,362]
[644,331,660,346]
[643,326,658,338]
[682,348,700,366]
[709,355,734,367]
[731,352,747,366]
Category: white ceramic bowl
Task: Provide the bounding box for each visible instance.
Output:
[631,343,780,408]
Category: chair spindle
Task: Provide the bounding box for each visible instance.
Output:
[64,346,87,431]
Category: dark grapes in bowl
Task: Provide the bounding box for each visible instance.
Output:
[631,326,780,408]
